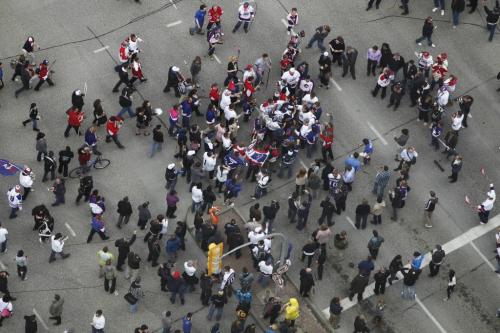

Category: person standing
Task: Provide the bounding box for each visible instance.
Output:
[232,2,255,33]
[50,177,66,206]
[182,313,193,333]
[49,233,70,263]
[371,197,386,225]
[415,17,436,47]
[341,46,358,80]
[207,290,225,321]
[91,310,105,333]
[373,268,390,295]
[372,165,391,197]
[305,25,331,51]
[58,146,74,177]
[64,107,84,137]
[128,277,145,313]
[254,53,272,86]
[76,175,93,204]
[6,185,23,219]
[388,254,403,284]
[348,273,369,302]
[126,251,142,282]
[162,311,172,333]
[355,199,371,229]
[115,231,137,271]
[0,224,7,254]
[433,0,446,15]
[401,268,419,300]
[429,244,446,277]
[484,1,500,42]
[371,68,392,99]
[318,52,332,89]
[190,5,207,35]
[328,297,342,328]
[117,197,133,228]
[299,267,315,297]
[286,8,299,34]
[444,269,456,300]
[318,196,336,226]
[367,230,384,259]
[42,151,57,182]
[367,0,382,10]
[451,0,466,27]
[478,185,495,224]
[15,250,27,280]
[424,191,439,228]
[14,62,32,98]
[353,315,370,333]
[19,167,34,201]
[49,294,64,326]
[103,259,117,294]
[449,155,462,183]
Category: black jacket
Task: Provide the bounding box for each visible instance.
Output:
[115,234,137,255]
[451,0,465,12]
[422,21,434,37]
[485,2,500,24]
[320,199,336,215]
[58,149,74,163]
[263,203,280,219]
[79,175,93,193]
[117,200,133,215]
[119,88,133,107]
[71,91,84,109]
[44,155,57,171]
[127,252,141,269]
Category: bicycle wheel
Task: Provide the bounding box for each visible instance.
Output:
[69,167,82,179]
[93,158,111,170]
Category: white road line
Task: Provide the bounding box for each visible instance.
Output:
[0,260,6,270]
[280,18,296,35]
[329,78,342,91]
[166,20,182,28]
[321,213,500,316]
[415,296,448,333]
[470,242,500,278]
[299,158,308,169]
[367,121,388,145]
[213,54,222,64]
[93,45,109,53]
[169,0,177,9]
[345,216,356,229]
[65,223,76,237]
[33,308,49,331]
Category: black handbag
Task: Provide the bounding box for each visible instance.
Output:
[124,292,137,305]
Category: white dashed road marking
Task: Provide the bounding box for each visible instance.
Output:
[415,296,448,333]
[65,223,77,237]
[329,78,342,91]
[367,121,388,145]
[33,308,49,330]
[170,0,177,9]
[166,20,182,28]
[93,46,109,53]
[213,54,222,64]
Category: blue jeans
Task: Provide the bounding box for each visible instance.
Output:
[487,24,497,41]
[92,328,104,333]
[130,302,138,313]
[372,182,386,197]
[433,0,445,9]
[307,35,326,52]
[254,186,267,199]
[452,11,460,25]
[207,304,223,321]
[117,106,135,118]
[192,200,202,213]
[149,142,162,158]
[415,35,433,46]
[0,240,7,253]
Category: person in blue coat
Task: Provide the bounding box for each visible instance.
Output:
[182,312,193,333]
[190,5,207,35]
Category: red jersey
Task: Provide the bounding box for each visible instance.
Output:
[119,43,129,63]
[209,87,220,103]
[38,63,49,80]
[106,118,122,136]
[244,80,255,98]
[67,108,84,127]
[78,151,91,166]
[208,6,223,23]
[131,60,144,79]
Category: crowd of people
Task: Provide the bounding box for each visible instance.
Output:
[1,1,500,333]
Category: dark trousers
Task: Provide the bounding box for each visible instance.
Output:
[15,83,30,97]
[116,253,127,270]
[17,265,27,279]
[446,285,455,298]
[355,213,368,229]
[318,211,334,226]
[372,214,382,224]
[34,78,54,91]
[49,315,61,325]
[374,279,386,295]
[367,0,382,8]
[342,63,356,79]
[104,277,116,293]
[42,169,56,182]
[317,263,324,280]
[112,78,131,92]
[372,84,387,99]
[367,60,377,76]
[76,191,91,203]
[322,146,333,161]
[87,229,108,243]
[335,199,346,214]
[349,290,363,302]
[163,82,180,97]
[106,134,124,148]
[117,214,130,227]
[368,247,380,259]
[233,20,251,33]
[22,186,31,201]
[166,205,177,218]
[401,0,409,13]
[64,125,80,137]
[58,162,70,177]
[450,171,458,182]
[301,254,314,267]
[429,262,441,276]
[388,93,402,109]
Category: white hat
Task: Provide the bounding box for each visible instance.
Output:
[172,66,180,72]
[167,163,175,169]
[75,90,81,96]
[490,183,494,188]
[287,151,293,155]
[14,185,21,192]
[255,226,263,233]
[187,150,195,156]
[323,52,329,56]
[328,173,334,179]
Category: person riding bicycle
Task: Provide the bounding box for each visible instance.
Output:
[84,126,102,155]
[78,146,92,174]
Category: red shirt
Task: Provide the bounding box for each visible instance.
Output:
[78,151,91,166]
[67,109,84,127]
[208,6,223,23]
[209,87,220,103]
[106,118,122,136]
[38,64,49,79]
[244,80,255,98]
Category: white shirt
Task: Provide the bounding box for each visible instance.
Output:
[495,231,500,245]
[192,186,203,203]
[299,80,314,93]
[184,262,197,276]
[302,94,318,106]
[224,107,237,121]
[89,203,103,215]
[92,314,106,329]
[258,261,273,275]
[203,153,217,172]
[19,173,33,188]
[480,198,494,211]
[238,5,254,20]
[160,218,169,234]
[343,168,356,183]
[216,166,229,182]
[6,188,22,208]
[51,236,64,253]
[448,276,456,286]
[451,114,463,131]
[0,228,8,243]
[248,231,263,244]
[437,90,449,107]
[243,69,256,82]
[219,91,232,110]
[281,70,300,87]
[299,110,315,124]
[0,299,12,312]
[263,238,272,252]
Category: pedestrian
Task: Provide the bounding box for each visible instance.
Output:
[258,258,273,287]
[430,121,443,151]
[371,196,386,225]
[64,106,84,137]
[15,250,27,280]
[162,311,172,333]
[433,0,446,15]
[165,234,181,262]
[353,315,369,333]
[296,191,312,230]
[76,175,93,203]
[262,200,280,233]
[478,185,495,224]
[207,290,225,321]
[103,259,117,294]
[424,191,439,228]
[169,270,187,305]
[190,5,207,35]
[87,215,110,243]
[429,244,446,276]
[451,0,466,27]
[355,198,371,229]
[254,53,272,86]
[50,177,66,206]
[387,82,405,110]
[232,2,255,33]
[444,269,457,300]
[18,167,33,201]
[341,46,358,80]
[349,273,369,302]
[33,59,55,91]
[49,294,64,326]
[449,154,462,183]
[97,246,114,278]
[14,62,32,98]
[6,185,23,219]
[125,251,141,282]
[299,267,315,297]
[284,298,300,327]
[42,151,56,182]
[91,310,105,333]
[329,36,345,66]
[306,25,331,51]
[137,202,151,230]
[150,125,164,158]
[92,99,107,127]
[389,181,410,221]
[401,268,419,300]
[165,163,179,191]
[415,17,436,47]
[182,313,193,333]
[128,277,145,313]
[457,95,473,127]
[22,103,40,131]
[484,1,500,41]
[112,64,132,93]
[166,190,179,218]
[388,254,403,284]
[57,146,74,177]
[371,68,393,99]
[105,116,125,149]
[286,7,299,34]
[0,295,13,327]
[372,165,391,197]
[367,230,385,259]
[252,170,270,199]
[373,267,390,295]
[116,196,133,228]
[49,233,70,263]
[164,66,184,97]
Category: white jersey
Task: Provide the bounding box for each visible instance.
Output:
[19,172,33,188]
[238,5,255,21]
[281,70,300,87]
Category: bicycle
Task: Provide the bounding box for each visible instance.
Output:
[69,155,110,178]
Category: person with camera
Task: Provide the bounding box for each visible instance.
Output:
[49,233,70,263]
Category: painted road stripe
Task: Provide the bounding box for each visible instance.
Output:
[213,54,222,64]
[470,241,500,278]
[299,158,308,169]
[93,45,109,53]
[345,216,356,229]
[0,260,6,270]
[166,20,182,28]
[329,78,342,91]
[65,223,76,237]
[280,18,296,35]
[415,296,448,333]
[170,0,177,9]
[33,308,49,330]
[367,121,388,145]
[322,213,500,316]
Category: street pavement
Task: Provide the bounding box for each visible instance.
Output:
[0,0,499,332]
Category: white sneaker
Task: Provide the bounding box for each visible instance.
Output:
[432,7,439,12]
[431,43,436,47]
[468,114,472,118]
[417,42,423,46]
[441,10,445,15]
[453,25,456,29]
[287,31,291,35]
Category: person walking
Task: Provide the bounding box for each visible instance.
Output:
[232,2,255,33]
[305,25,331,51]
[207,290,225,321]
[367,230,385,259]
[444,269,457,300]
[372,165,391,197]
[429,244,446,277]
[451,0,466,27]
[49,233,70,263]
[49,294,64,326]
[415,16,436,47]
[115,232,136,271]
[449,155,462,183]
[42,151,57,182]
[328,297,342,328]
[190,4,207,35]
[318,196,336,226]
[299,267,315,297]
[388,254,403,284]
[50,177,66,206]
[182,312,193,333]
[161,311,172,333]
[22,103,40,131]
[341,46,358,80]
[355,199,371,229]
[433,0,446,15]
[57,146,74,178]
[128,277,145,313]
[33,59,55,91]
[103,259,117,294]
[87,215,110,243]
[349,273,369,302]
[6,185,23,219]
[484,1,500,42]
[478,184,495,224]
[14,62,32,98]
[126,251,142,282]
[91,310,105,333]
[424,191,439,228]
[19,167,34,201]
[117,197,133,229]
[15,250,27,280]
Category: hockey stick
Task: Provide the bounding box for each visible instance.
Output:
[464,195,479,211]
[265,68,271,90]
[84,82,88,95]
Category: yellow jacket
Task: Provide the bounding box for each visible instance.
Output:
[285,298,300,320]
